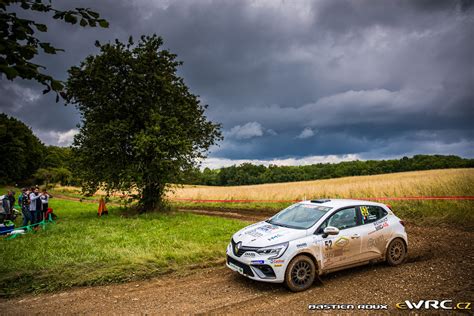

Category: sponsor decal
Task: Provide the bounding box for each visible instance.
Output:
[367,235,385,249]
[258,224,280,232]
[270,259,285,264]
[274,264,283,267]
[324,240,333,250]
[245,224,279,237]
[324,248,345,260]
[335,237,350,248]
[296,243,307,248]
[228,262,244,274]
[369,218,389,234]
[267,234,284,241]
[396,300,471,311]
[243,252,256,257]
[251,260,264,264]
[323,237,349,263]
[246,231,263,238]
[323,235,356,264]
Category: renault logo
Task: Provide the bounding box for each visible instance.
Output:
[234,241,242,255]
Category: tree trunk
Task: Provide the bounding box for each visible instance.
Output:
[140,183,165,212]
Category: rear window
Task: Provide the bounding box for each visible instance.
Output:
[360,206,387,224]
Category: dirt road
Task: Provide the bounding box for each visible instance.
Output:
[1,210,473,314]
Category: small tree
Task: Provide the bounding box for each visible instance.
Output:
[66,35,222,211]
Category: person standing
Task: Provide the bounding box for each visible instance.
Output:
[0,193,8,223]
[19,188,31,227]
[0,191,10,224]
[29,187,42,225]
[7,191,15,220]
[40,190,52,221]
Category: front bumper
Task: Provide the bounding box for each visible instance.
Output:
[225,244,286,283]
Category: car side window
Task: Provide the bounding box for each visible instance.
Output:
[325,207,358,230]
[360,206,385,224]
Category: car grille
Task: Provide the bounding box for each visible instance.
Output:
[231,239,259,257]
[227,255,254,277]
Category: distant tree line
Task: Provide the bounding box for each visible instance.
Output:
[0,113,74,187]
[183,155,474,186]
[2,114,474,188]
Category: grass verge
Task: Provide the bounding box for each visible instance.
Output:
[0,199,247,297]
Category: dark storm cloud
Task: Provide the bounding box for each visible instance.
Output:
[0,0,473,164]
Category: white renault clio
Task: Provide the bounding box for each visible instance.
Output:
[226,199,408,292]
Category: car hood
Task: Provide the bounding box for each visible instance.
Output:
[233,221,308,247]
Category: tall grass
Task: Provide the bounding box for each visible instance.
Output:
[170,169,474,200]
[0,199,247,296]
[170,169,474,227]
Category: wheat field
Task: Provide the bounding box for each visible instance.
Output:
[170,169,474,200]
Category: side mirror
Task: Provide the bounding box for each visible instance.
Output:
[323,226,339,238]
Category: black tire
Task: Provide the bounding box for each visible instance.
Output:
[386,238,407,266]
[284,255,316,292]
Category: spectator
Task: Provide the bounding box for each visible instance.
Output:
[29,187,43,226]
[0,193,9,223]
[40,190,52,221]
[19,188,31,227]
[1,192,11,222]
[7,191,15,220]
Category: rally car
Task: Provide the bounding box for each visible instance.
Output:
[226,199,408,292]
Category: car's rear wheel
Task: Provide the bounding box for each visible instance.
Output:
[284,255,316,292]
[386,238,407,266]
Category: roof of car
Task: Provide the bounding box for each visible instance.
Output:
[299,199,386,209]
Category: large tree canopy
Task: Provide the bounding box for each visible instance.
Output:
[0,113,44,184]
[0,0,108,99]
[66,35,222,211]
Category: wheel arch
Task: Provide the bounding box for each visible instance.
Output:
[385,235,408,252]
[287,251,320,274]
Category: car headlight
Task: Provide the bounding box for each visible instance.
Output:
[256,242,288,259]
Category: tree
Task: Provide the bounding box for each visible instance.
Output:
[66,35,222,211]
[34,166,72,187]
[42,145,72,169]
[0,113,44,184]
[0,0,108,100]
[186,155,474,186]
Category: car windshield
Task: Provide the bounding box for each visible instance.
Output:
[267,203,332,229]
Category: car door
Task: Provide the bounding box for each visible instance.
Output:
[358,205,390,261]
[318,207,366,270]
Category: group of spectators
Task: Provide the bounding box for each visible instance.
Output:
[0,187,52,228]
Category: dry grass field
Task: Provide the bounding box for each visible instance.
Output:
[50,169,474,226]
[170,168,474,200]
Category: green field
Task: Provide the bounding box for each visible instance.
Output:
[0,198,247,296]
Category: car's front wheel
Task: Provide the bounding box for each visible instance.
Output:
[284,255,316,292]
[386,238,407,266]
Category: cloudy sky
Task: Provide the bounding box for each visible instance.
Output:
[1,0,473,168]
